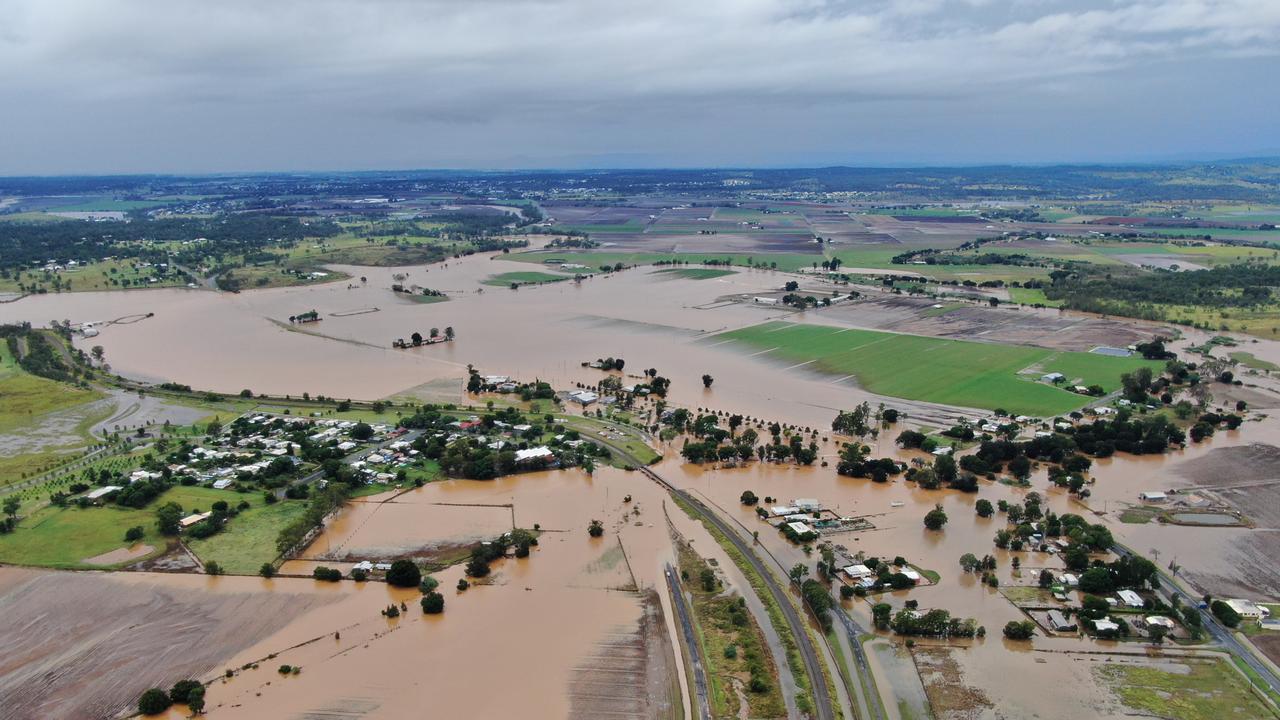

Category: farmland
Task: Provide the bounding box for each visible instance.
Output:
[711,321,1160,415]
[483,270,573,287]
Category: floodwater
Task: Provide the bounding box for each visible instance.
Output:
[5,249,1280,718]
[0,251,982,428]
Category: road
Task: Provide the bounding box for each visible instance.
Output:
[638,466,838,720]
[1114,543,1280,693]
[666,564,712,720]
[833,608,883,720]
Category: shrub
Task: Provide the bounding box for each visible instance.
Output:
[421,591,445,614]
[1003,620,1036,640]
[259,563,276,578]
[313,567,342,582]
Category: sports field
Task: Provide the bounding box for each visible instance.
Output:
[713,321,1159,416]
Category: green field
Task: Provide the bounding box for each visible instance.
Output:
[1007,287,1064,307]
[483,271,574,287]
[1229,351,1280,372]
[185,495,307,573]
[1096,659,1277,720]
[713,321,1160,416]
[0,484,305,571]
[652,268,737,280]
[0,502,163,568]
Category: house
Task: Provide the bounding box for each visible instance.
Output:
[1047,610,1077,632]
[515,446,555,464]
[1093,617,1120,634]
[569,390,598,405]
[1117,589,1144,608]
[85,485,122,502]
[794,498,822,512]
[769,505,799,517]
[899,568,921,584]
[931,447,953,456]
[212,478,234,490]
[786,521,815,536]
[1060,573,1079,587]
[1226,599,1268,620]
[843,564,873,579]
[179,512,211,530]
[753,297,778,305]
[1138,491,1167,502]
[1145,616,1176,630]
[1041,372,1065,383]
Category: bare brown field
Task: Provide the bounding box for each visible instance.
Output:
[0,570,338,720]
[818,294,1160,351]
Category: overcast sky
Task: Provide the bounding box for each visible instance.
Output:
[1,0,1278,174]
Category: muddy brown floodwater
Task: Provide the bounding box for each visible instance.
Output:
[0,252,986,428]
[5,251,1280,719]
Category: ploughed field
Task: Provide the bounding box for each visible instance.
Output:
[711,321,1161,416]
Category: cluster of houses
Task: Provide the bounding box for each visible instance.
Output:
[430,415,567,470]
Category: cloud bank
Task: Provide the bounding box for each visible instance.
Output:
[1,0,1278,172]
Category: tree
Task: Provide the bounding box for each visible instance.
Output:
[588,519,604,537]
[170,680,202,705]
[975,499,994,518]
[1078,566,1115,594]
[410,331,423,346]
[444,326,455,341]
[386,559,422,588]
[91,345,105,362]
[1038,569,1055,588]
[1211,599,1241,628]
[155,502,183,536]
[420,576,439,593]
[740,490,759,506]
[259,563,276,578]
[137,688,172,715]
[3,496,19,520]
[959,553,981,573]
[350,422,374,441]
[924,504,948,530]
[789,563,809,585]
[701,374,714,388]
[872,602,893,630]
[1002,620,1036,640]
[421,591,445,614]
[187,685,206,714]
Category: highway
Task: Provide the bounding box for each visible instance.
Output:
[638,466,838,720]
[666,564,712,720]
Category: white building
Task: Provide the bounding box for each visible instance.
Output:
[515,446,555,463]
[786,521,815,536]
[1138,491,1167,502]
[568,390,598,405]
[1226,599,1268,620]
[1117,589,1144,608]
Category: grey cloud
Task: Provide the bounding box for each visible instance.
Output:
[0,0,1277,172]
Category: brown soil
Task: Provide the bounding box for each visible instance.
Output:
[568,590,678,720]
[1249,634,1280,668]
[911,645,996,720]
[0,570,338,720]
